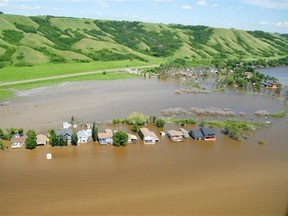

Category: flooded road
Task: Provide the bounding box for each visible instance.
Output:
[0,75,288,215]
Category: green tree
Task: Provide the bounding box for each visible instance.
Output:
[25,130,37,150]
[131,124,139,133]
[48,129,57,147]
[113,131,128,147]
[0,129,4,139]
[0,140,6,150]
[155,118,165,128]
[71,132,78,146]
[92,122,98,142]
[70,116,75,125]
[18,128,24,136]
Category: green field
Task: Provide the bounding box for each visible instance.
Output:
[0,70,140,99]
[0,60,161,82]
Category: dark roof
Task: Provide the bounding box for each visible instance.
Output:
[56,128,72,137]
[200,127,215,136]
[189,130,204,139]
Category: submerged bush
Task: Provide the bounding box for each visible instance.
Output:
[155,119,165,128]
[126,112,147,125]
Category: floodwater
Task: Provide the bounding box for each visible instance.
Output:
[1,73,288,215]
[258,66,288,87]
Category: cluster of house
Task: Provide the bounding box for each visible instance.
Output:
[10,121,216,149]
[166,127,216,142]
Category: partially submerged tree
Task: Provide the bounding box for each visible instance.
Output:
[155,118,165,128]
[92,122,98,142]
[25,130,37,150]
[113,131,128,147]
[71,132,78,146]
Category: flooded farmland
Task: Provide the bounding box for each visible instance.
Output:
[0,73,288,215]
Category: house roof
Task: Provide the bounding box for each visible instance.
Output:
[36,134,47,141]
[190,130,204,138]
[167,130,183,137]
[98,129,113,139]
[77,130,88,137]
[140,128,159,141]
[200,128,216,136]
[11,136,26,143]
[56,128,72,137]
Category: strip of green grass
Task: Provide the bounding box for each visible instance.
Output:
[271,109,287,118]
[0,72,138,99]
[0,60,156,82]
[0,89,14,100]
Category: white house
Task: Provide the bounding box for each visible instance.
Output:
[77,130,89,143]
[128,134,138,143]
[36,134,47,146]
[11,134,26,149]
[98,129,113,145]
[138,128,159,144]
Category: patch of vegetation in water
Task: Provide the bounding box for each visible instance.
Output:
[271,109,287,118]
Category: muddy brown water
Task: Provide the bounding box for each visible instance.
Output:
[0,77,288,215]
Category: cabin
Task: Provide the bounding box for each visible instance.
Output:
[200,128,216,141]
[167,130,184,142]
[139,128,159,144]
[11,134,26,149]
[98,129,113,145]
[189,129,204,140]
[36,134,47,146]
[127,134,138,143]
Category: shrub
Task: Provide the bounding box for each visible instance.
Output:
[155,119,165,128]
[2,30,24,45]
[126,112,147,125]
[131,124,139,132]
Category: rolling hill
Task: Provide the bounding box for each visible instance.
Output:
[0,13,288,68]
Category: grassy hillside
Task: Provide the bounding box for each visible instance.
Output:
[0,13,288,69]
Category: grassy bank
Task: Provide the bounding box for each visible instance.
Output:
[0,71,139,99]
[0,60,158,82]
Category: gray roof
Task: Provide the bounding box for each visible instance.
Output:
[189,130,204,139]
[56,128,72,137]
[200,128,215,136]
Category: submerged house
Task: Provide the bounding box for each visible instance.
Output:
[189,130,204,140]
[56,128,73,143]
[167,130,184,142]
[77,130,89,143]
[127,134,138,143]
[98,129,113,145]
[179,128,189,138]
[200,127,216,141]
[261,80,279,89]
[189,128,216,141]
[36,134,47,146]
[11,134,26,149]
[139,128,159,144]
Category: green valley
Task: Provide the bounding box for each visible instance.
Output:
[0,13,288,99]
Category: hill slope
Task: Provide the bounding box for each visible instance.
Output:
[0,14,288,68]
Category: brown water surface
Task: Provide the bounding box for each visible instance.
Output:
[0,78,288,215]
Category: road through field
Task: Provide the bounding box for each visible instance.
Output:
[0,65,158,87]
